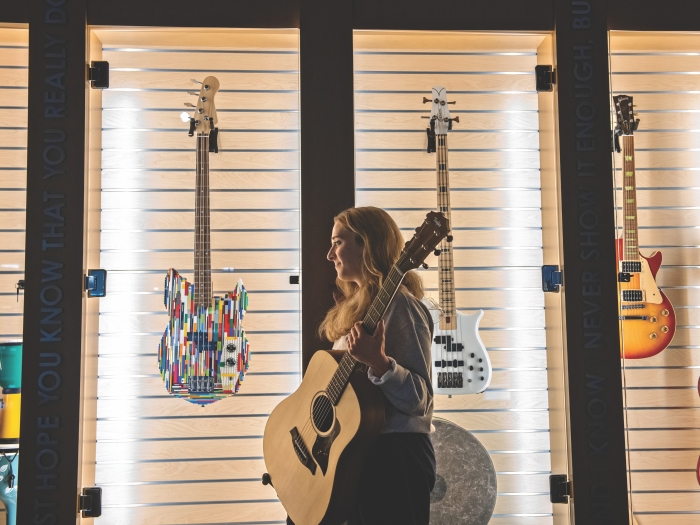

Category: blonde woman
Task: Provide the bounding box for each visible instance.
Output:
[312,206,435,525]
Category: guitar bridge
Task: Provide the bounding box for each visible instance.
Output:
[290,427,316,475]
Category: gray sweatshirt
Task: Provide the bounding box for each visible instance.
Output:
[333,286,435,434]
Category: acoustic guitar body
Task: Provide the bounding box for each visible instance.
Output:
[263,350,385,525]
[616,238,676,359]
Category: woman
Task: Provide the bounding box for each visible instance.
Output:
[319,206,436,525]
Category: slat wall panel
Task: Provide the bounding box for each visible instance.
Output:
[0,26,26,523]
[610,32,700,525]
[92,30,300,525]
[353,31,553,525]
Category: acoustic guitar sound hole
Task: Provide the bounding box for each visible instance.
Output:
[311,393,334,433]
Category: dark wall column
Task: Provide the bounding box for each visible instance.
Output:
[18,0,88,523]
[554,0,630,522]
[299,0,355,372]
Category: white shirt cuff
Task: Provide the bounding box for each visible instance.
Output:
[367,357,397,385]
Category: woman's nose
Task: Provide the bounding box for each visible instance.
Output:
[327,247,334,261]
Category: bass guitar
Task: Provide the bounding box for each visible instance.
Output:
[158,76,250,405]
[424,87,492,394]
[613,94,676,359]
[263,211,450,525]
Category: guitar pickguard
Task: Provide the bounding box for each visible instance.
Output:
[312,418,341,476]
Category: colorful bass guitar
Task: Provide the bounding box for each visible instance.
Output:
[158,76,250,405]
[263,212,450,525]
[613,95,675,359]
[424,87,492,394]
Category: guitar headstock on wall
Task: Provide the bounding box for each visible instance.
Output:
[423,86,457,152]
[396,211,450,274]
[181,75,220,141]
[613,94,639,136]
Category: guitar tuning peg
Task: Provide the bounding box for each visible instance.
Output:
[434,249,441,256]
[421,263,429,269]
[451,116,460,123]
[190,78,202,84]
[446,235,453,243]
[184,102,195,108]
[421,116,431,119]
[180,112,191,123]
[423,97,432,104]
[187,91,198,96]
[447,101,456,105]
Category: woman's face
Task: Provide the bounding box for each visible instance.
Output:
[327,222,364,285]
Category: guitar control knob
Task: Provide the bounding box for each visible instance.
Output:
[470,353,475,358]
[478,358,482,362]
[226,358,236,366]
[661,326,669,333]
[650,316,658,323]
[469,366,474,371]
[480,376,484,381]
[662,309,670,316]
[479,367,483,372]
[649,333,658,340]
[227,343,236,352]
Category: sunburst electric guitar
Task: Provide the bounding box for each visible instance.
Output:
[613,95,675,359]
[424,87,492,394]
[263,212,450,525]
[158,76,251,405]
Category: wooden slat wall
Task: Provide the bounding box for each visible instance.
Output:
[610,31,700,525]
[0,26,26,523]
[91,29,299,525]
[353,31,555,525]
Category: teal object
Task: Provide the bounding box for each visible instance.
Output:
[0,451,17,525]
[0,344,21,390]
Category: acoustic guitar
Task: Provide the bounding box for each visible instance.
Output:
[263,211,450,525]
[157,76,250,405]
[424,87,492,394]
[613,95,676,359]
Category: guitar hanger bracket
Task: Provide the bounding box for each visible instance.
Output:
[87,61,109,89]
[542,265,563,293]
[426,118,436,153]
[535,65,556,92]
[84,269,107,298]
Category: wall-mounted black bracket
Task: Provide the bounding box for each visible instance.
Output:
[535,65,556,92]
[79,487,102,518]
[542,265,563,293]
[289,275,300,285]
[15,279,24,302]
[87,61,109,89]
[549,474,571,504]
[85,269,107,298]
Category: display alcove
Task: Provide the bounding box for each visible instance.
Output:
[610,31,700,525]
[0,24,27,525]
[352,31,569,525]
[82,27,301,524]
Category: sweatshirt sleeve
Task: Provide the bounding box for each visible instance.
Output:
[369,293,434,417]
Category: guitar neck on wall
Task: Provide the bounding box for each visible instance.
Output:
[424,87,492,394]
[613,94,675,359]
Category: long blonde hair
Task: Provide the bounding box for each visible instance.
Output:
[318,206,424,342]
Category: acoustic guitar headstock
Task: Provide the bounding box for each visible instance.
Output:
[396,211,450,274]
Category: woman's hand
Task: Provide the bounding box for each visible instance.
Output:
[347,319,391,377]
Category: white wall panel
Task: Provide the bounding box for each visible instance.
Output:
[353,30,556,525]
[610,31,700,525]
[91,29,300,525]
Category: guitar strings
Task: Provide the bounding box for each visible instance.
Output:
[298,266,407,445]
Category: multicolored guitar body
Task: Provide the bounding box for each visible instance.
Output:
[158,269,250,405]
[157,76,251,405]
